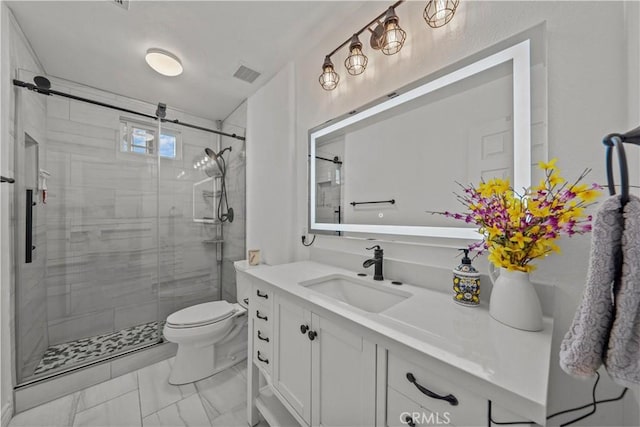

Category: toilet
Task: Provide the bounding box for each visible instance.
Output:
[163,260,263,385]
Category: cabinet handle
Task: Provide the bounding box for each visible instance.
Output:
[308,330,318,341]
[257,351,269,364]
[256,290,269,299]
[300,324,309,334]
[257,330,270,342]
[256,310,268,321]
[404,416,416,427]
[406,373,458,406]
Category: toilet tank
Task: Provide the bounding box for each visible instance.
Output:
[234,260,267,308]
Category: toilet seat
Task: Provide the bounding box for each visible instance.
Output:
[166,301,236,329]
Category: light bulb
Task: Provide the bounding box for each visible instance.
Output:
[380,7,406,56]
[423,0,459,28]
[345,34,368,76]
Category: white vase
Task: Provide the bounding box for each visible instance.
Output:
[488,266,543,332]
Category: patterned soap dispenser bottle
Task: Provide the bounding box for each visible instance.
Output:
[452,249,481,307]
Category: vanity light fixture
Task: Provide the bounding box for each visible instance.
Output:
[423,0,460,28]
[379,7,407,55]
[344,35,368,75]
[317,0,459,91]
[319,56,340,91]
[145,48,183,77]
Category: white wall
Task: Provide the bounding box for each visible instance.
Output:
[247,1,638,425]
[246,63,296,265]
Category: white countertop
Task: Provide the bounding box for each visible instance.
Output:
[246,260,552,423]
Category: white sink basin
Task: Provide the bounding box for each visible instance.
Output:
[299,274,411,313]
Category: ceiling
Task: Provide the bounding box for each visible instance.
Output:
[7,1,364,120]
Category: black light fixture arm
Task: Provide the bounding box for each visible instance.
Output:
[325,0,405,59]
[13,78,245,141]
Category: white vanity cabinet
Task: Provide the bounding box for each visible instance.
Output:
[245,262,551,427]
[271,293,377,427]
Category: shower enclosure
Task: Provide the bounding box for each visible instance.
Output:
[12,71,246,385]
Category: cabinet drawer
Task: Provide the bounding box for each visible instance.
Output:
[387,387,445,427]
[388,353,485,426]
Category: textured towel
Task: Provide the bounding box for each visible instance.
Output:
[560,196,623,378]
[605,196,640,387]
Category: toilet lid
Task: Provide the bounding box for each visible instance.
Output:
[166,301,235,328]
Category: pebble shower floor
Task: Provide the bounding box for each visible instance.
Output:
[34,321,165,375]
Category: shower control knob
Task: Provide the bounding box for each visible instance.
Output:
[300,324,309,334]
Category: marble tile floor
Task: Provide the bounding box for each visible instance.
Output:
[11,357,267,427]
[34,321,165,376]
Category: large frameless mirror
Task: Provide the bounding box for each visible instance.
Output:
[309,27,546,239]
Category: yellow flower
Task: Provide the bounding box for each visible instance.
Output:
[538,158,558,170]
[510,232,532,249]
[548,173,565,186]
[579,188,601,203]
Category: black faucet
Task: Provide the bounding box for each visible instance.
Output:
[363,245,384,281]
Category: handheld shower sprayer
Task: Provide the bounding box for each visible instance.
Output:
[204,147,234,223]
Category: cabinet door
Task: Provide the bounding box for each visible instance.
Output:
[311,313,376,427]
[273,294,312,424]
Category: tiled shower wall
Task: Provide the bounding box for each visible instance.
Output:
[41,78,229,348]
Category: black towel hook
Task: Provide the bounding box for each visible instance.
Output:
[603,125,640,206]
[604,136,629,204]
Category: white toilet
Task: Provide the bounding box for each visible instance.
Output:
[163,260,261,385]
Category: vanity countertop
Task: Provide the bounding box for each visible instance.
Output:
[246,260,553,423]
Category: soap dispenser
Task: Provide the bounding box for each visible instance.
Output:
[452,249,480,307]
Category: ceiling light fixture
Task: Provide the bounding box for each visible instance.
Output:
[423,0,460,28]
[145,48,183,77]
[317,0,460,91]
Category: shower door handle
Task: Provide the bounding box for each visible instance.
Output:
[25,189,34,264]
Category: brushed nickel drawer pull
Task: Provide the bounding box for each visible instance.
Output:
[406,373,458,406]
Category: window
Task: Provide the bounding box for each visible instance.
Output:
[120,119,180,159]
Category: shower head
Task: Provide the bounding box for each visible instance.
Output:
[204,146,232,161]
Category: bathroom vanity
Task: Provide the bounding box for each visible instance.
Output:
[243,261,553,427]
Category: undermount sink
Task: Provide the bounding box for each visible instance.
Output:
[299,274,411,313]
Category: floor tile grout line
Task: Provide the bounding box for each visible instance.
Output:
[72,373,139,414]
[136,371,144,426]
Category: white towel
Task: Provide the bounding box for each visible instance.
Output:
[605,196,640,387]
[560,196,623,378]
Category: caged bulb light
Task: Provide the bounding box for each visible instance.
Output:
[380,7,406,56]
[423,0,460,28]
[318,56,340,91]
[344,34,368,76]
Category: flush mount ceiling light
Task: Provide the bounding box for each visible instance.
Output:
[424,0,460,28]
[317,0,460,91]
[145,48,183,77]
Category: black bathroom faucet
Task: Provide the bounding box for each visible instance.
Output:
[363,245,384,281]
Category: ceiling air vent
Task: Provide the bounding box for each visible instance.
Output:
[112,0,130,10]
[233,65,261,84]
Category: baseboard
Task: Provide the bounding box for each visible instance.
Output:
[1,402,13,427]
